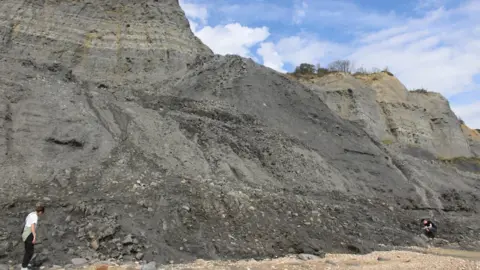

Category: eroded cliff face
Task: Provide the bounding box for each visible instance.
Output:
[296,72,393,143]
[0,0,212,86]
[294,72,476,159]
[0,0,479,266]
[462,125,480,157]
[0,0,212,194]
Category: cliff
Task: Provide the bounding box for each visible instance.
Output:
[462,125,480,157]
[0,0,480,266]
[292,72,477,159]
[0,0,212,86]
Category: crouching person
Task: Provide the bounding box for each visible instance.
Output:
[421,218,437,238]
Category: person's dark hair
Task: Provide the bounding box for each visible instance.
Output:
[36,205,45,213]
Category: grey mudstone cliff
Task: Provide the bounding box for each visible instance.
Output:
[0,0,479,266]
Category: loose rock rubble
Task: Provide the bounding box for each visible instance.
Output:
[5,248,480,270]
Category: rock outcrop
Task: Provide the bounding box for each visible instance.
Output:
[0,0,212,85]
[294,72,476,159]
[0,0,480,267]
[462,125,480,157]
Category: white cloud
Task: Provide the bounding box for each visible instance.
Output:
[188,20,199,33]
[301,1,400,29]
[218,3,291,24]
[194,23,270,58]
[347,4,480,98]
[415,0,450,12]
[359,26,410,44]
[257,35,348,73]
[452,101,480,129]
[293,1,308,24]
[254,1,480,99]
[257,42,285,72]
[179,0,208,24]
[180,1,270,58]
[416,0,444,9]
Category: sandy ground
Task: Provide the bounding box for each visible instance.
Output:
[80,248,480,270]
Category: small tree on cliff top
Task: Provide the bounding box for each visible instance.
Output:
[327,60,353,73]
[294,63,316,75]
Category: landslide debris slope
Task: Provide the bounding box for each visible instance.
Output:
[1,0,479,266]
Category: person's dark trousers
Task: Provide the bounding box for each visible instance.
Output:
[425,227,437,238]
[22,233,34,268]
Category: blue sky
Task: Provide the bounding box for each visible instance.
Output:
[180,0,480,128]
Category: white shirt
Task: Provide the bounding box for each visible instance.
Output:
[25,212,38,228]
